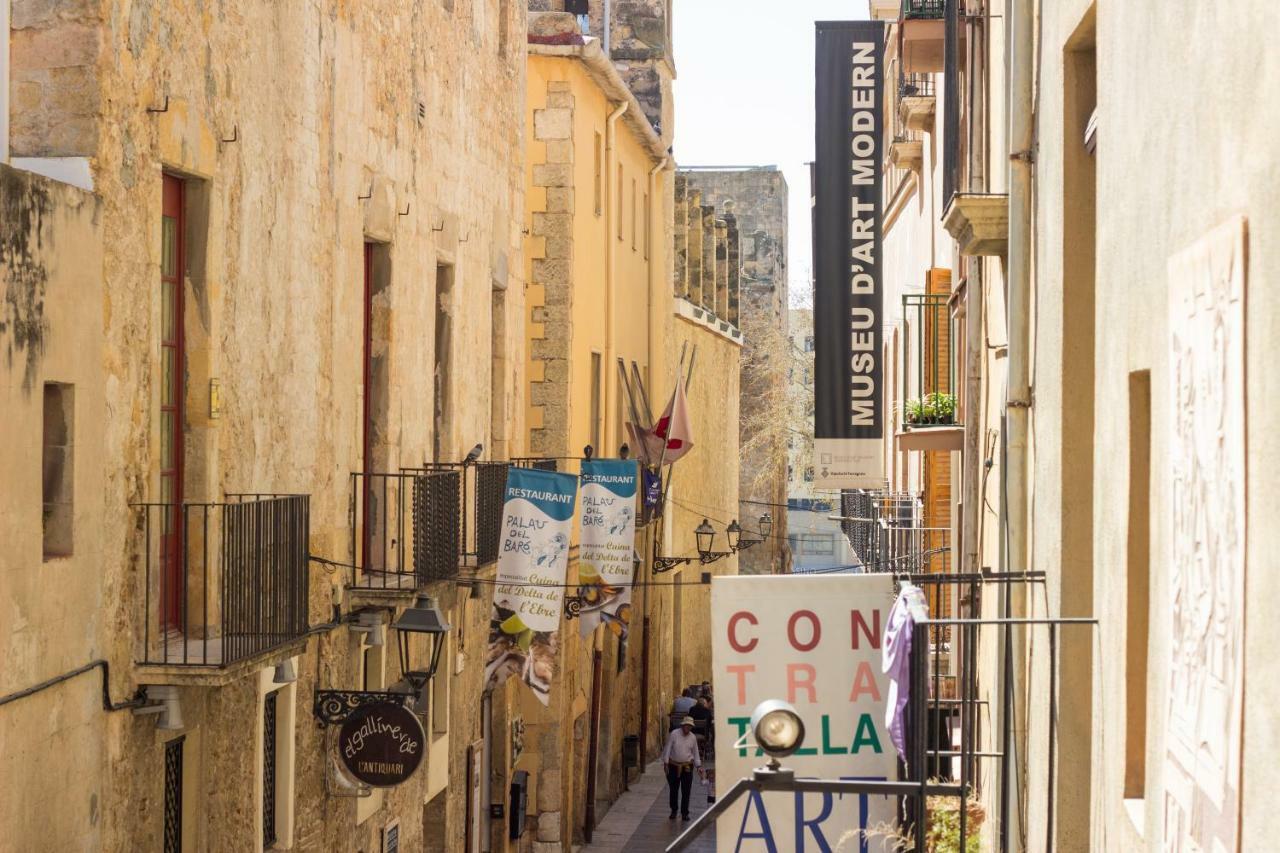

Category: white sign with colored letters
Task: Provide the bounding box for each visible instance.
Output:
[711,574,897,853]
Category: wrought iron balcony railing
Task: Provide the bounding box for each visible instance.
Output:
[902,0,944,19]
[840,489,929,572]
[899,70,935,99]
[136,494,310,666]
[511,457,559,472]
[349,470,460,591]
[405,461,511,568]
[902,293,959,428]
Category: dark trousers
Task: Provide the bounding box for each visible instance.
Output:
[666,763,694,816]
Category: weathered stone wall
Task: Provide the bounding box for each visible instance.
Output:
[681,168,790,574]
[3,0,528,850]
[0,164,107,853]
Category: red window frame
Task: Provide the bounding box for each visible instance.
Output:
[160,174,186,629]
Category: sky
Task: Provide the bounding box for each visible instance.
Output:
[672,0,868,308]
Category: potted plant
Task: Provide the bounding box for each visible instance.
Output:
[928,392,957,425]
[906,393,957,426]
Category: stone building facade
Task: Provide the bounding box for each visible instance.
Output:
[1,1,754,851]
[2,2,528,851]
[679,167,789,574]
[854,1,1280,850]
[516,8,742,847]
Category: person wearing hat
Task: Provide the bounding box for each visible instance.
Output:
[661,716,705,820]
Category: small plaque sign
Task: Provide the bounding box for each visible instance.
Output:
[337,702,425,788]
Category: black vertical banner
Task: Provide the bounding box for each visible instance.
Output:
[813,20,885,489]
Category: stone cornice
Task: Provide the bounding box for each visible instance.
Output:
[529,39,669,163]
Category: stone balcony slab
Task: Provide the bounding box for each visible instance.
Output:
[944,193,1009,257]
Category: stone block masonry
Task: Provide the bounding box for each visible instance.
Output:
[680,168,790,575]
[529,79,577,460]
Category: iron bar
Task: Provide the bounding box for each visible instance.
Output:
[134,496,309,667]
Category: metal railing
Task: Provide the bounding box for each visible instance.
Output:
[349,470,460,590]
[665,571,1095,853]
[899,582,1096,853]
[840,489,925,572]
[900,70,935,100]
[902,0,945,19]
[511,456,559,472]
[902,293,959,427]
[404,461,510,567]
[137,495,310,666]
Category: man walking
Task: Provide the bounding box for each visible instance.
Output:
[661,716,704,821]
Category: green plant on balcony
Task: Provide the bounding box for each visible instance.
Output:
[906,392,957,426]
[902,0,946,20]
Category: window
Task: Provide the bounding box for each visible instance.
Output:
[1125,370,1151,808]
[590,353,602,453]
[433,261,454,463]
[803,466,814,482]
[164,737,184,853]
[263,692,278,848]
[616,164,624,240]
[42,382,74,558]
[631,178,637,250]
[431,616,451,738]
[643,191,650,259]
[804,534,835,556]
[593,133,603,216]
[161,174,186,628]
[804,335,815,353]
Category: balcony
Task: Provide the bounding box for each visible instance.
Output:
[943,192,1009,257]
[348,470,460,598]
[899,0,963,74]
[136,495,310,676]
[839,489,925,572]
[899,293,965,452]
[407,461,511,568]
[898,72,936,132]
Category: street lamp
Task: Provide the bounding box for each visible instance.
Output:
[694,519,716,559]
[394,595,451,696]
[726,519,742,551]
[759,512,773,540]
[750,699,806,762]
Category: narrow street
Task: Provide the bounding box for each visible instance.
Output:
[582,761,716,853]
[2,1,1278,851]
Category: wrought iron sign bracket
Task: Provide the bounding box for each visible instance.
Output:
[653,552,732,574]
[313,689,411,726]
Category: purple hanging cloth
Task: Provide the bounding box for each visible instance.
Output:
[882,585,928,761]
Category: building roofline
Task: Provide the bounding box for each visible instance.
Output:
[529,38,670,164]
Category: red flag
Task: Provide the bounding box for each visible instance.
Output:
[650,374,695,464]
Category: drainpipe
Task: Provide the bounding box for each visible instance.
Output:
[603,0,612,55]
[639,156,667,772]
[1003,0,1035,845]
[604,100,629,449]
[646,156,669,394]
[584,640,605,841]
[0,0,9,162]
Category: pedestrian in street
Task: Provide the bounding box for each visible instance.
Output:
[672,687,697,715]
[661,716,704,821]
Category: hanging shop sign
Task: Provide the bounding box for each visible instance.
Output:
[576,459,639,640]
[711,573,897,852]
[484,466,579,704]
[813,20,887,489]
[337,701,426,788]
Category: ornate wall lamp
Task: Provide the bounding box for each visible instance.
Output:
[652,515,771,574]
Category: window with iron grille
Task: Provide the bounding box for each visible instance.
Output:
[263,692,278,847]
[164,737,184,853]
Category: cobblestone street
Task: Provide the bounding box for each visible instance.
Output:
[581,760,717,853]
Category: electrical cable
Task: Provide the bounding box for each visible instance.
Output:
[0,659,147,712]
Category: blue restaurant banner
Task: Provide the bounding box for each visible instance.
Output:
[576,460,638,640]
[484,466,578,704]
